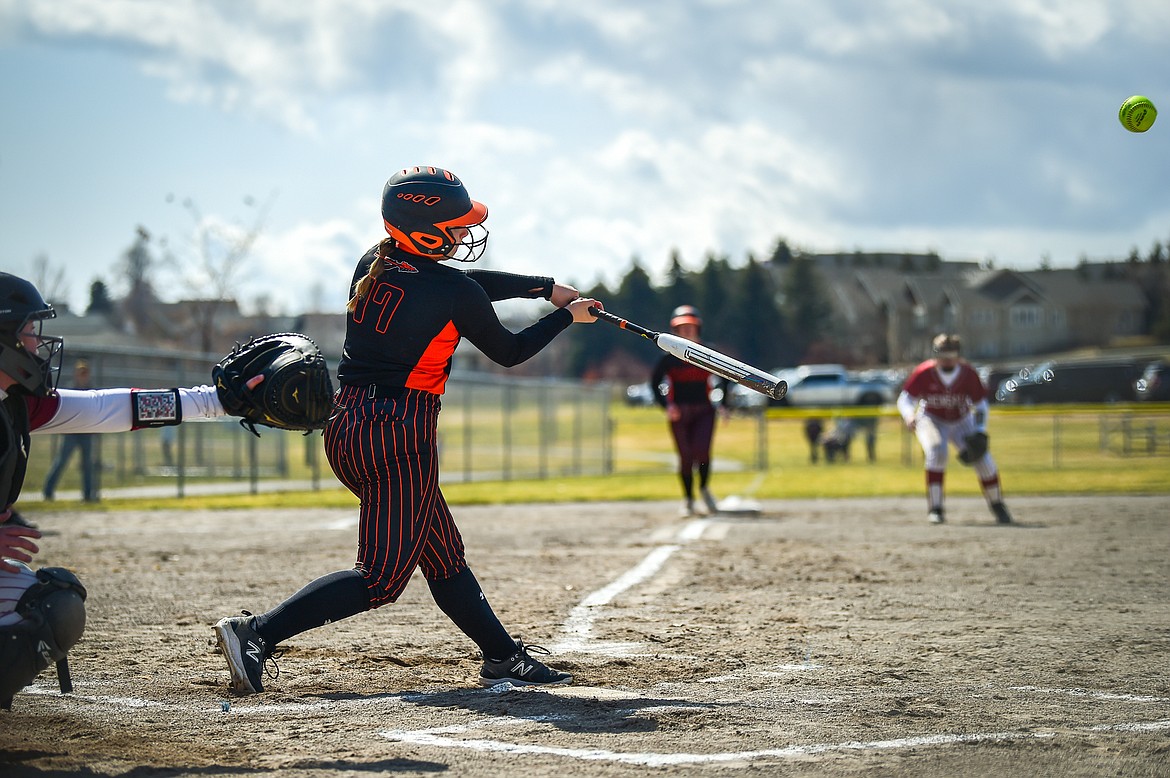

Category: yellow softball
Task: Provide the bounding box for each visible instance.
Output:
[1119,95,1157,133]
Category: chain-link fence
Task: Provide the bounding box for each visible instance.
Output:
[26,344,614,500]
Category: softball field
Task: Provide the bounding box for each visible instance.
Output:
[1,494,1167,776]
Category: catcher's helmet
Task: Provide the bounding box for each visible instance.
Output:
[670,305,702,330]
[381,166,489,262]
[932,333,961,357]
[0,272,62,396]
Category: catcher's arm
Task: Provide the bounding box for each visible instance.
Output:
[31,385,227,435]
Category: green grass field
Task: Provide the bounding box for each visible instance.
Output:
[31,403,1170,513]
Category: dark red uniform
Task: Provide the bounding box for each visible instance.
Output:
[651,355,724,474]
[651,353,728,514]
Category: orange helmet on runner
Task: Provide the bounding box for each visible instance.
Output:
[669,305,702,331]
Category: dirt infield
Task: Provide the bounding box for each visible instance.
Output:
[2,494,1168,777]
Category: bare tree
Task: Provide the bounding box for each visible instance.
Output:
[32,253,69,308]
[118,226,159,335]
[163,191,277,353]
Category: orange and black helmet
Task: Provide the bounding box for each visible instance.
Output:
[670,305,702,331]
[381,166,489,261]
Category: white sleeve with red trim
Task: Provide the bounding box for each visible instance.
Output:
[30,385,226,434]
[896,389,919,425]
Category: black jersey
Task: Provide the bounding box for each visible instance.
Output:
[337,245,571,393]
[651,354,729,407]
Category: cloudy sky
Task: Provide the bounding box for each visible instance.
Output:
[2,0,1168,316]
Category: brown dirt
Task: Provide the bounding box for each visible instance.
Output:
[2,494,1168,777]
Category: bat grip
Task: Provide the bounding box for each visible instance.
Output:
[588,307,658,340]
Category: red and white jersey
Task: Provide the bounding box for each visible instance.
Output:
[899,359,987,423]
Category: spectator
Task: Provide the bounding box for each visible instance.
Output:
[42,360,98,502]
[804,418,824,463]
[822,417,855,463]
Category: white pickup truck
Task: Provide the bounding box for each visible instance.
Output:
[770,364,896,407]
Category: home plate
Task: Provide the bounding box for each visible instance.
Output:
[716,496,762,516]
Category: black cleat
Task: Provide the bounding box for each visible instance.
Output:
[928,509,945,524]
[992,502,1013,524]
[214,611,278,693]
[480,641,572,688]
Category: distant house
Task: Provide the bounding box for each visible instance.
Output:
[793,254,1149,366]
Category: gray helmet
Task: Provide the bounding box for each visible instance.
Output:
[0,272,63,396]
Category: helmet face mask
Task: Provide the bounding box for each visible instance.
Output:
[0,272,63,396]
[381,166,489,262]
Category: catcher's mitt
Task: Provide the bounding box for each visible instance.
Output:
[958,431,989,464]
[212,333,334,437]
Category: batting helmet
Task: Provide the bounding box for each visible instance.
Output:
[669,305,702,331]
[381,166,489,262]
[932,333,961,357]
[0,272,63,396]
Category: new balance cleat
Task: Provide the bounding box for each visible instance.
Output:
[928,509,945,524]
[214,611,277,694]
[991,502,1013,524]
[701,488,720,515]
[480,641,572,688]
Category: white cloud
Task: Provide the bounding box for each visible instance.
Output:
[2,0,1169,317]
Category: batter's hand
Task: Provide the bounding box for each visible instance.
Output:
[0,522,42,573]
[550,283,580,308]
[567,298,601,323]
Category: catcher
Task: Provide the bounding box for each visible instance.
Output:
[896,333,1013,525]
[0,271,331,709]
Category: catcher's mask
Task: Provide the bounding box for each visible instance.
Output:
[381,166,489,262]
[0,272,63,396]
[932,333,961,359]
[670,305,702,332]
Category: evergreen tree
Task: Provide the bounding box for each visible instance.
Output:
[724,255,793,368]
[87,280,115,315]
[782,257,834,361]
[695,252,733,345]
[767,238,793,267]
[663,248,697,320]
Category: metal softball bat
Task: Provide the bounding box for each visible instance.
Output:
[588,307,788,400]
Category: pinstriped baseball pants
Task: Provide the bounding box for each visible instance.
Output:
[324,385,467,607]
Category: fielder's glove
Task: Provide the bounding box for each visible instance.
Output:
[958,431,989,465]
[212,333,334,437]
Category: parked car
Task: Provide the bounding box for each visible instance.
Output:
[1135,361,1170,401]
[995,359,1141,404]
[625,382,656,406]
[772,364,896,407]
[731,364,896,408]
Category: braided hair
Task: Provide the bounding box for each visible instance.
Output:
[345,238,395,313]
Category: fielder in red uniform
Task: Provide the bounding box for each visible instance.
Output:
[650,305,730,516]
[896,333,1013,525]
[214,166,599,693]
